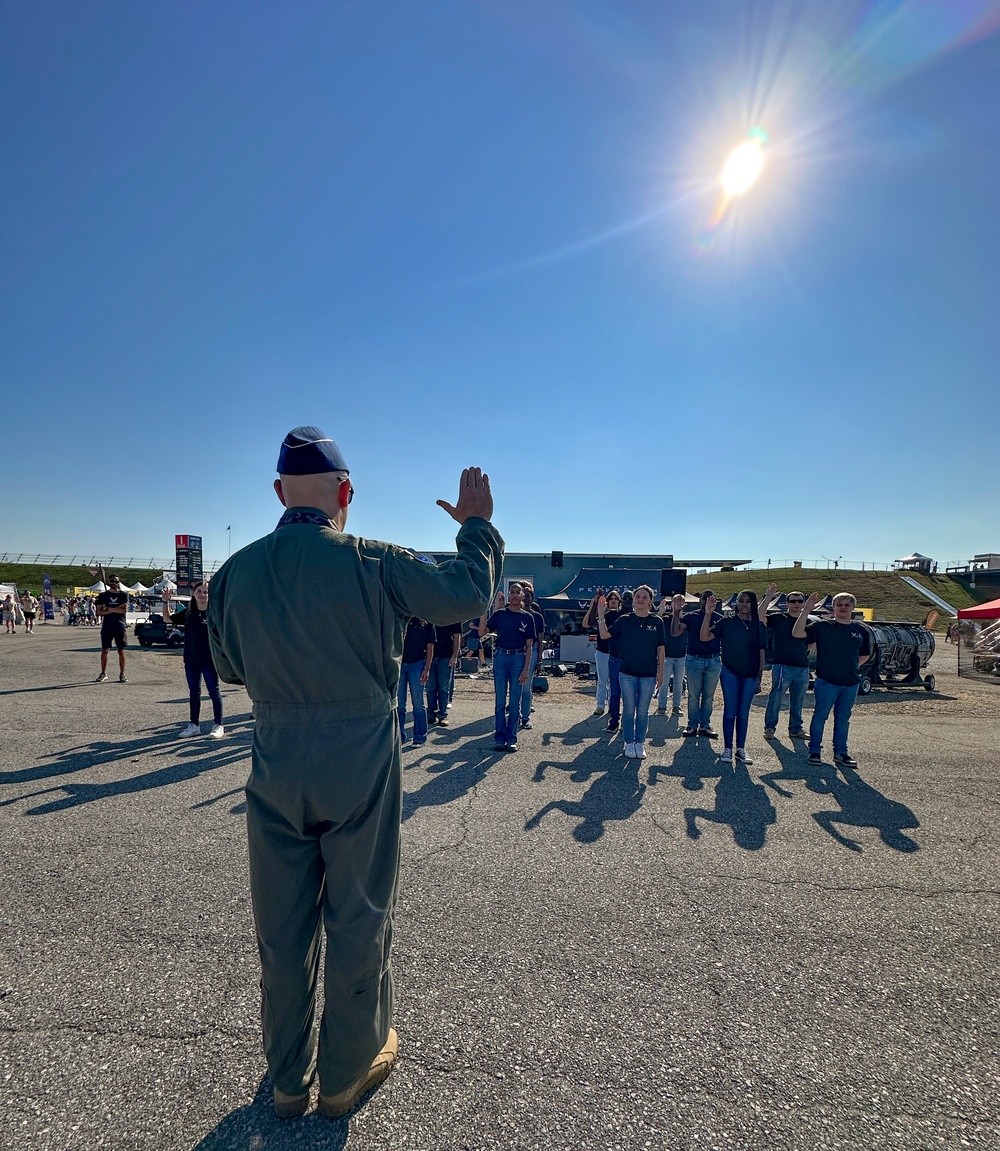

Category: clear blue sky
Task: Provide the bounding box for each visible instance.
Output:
[2,0,997,570]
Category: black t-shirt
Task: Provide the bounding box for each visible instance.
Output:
[610,613,666,677]
[486,608,534,651]
[681,610,723,657]
[661,614,688,658]
[402,618,435,664]
[96,590,128,628]
[766,613,809,667]
[433,622,461,660]
[184,605,213,666]
[805,620,872,686]
[591,608,620,654]
[712,615,766,678]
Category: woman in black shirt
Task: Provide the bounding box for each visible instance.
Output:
[164,582,225,739]
[700,590,765,765]
[583,589,621,719]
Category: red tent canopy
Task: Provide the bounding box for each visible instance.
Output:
[957,598,1000,620]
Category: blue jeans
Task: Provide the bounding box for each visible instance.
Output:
[493,650,525,743]
[594,649,610,709]
[608,655,622,725]
[720,666,757,750]
[809,678,859,757]
[397,660,427,744]
[185,660,223,726]
[426,657,452,723]
[619,674,656,744]
[686,655,722,729]
[765,664,809,731]
[659,655,685,710]
[520,649,538,721]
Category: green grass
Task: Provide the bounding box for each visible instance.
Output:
[685,567,982,629]
[0,562,164,596]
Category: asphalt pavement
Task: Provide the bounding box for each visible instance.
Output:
[1,625,997,1150]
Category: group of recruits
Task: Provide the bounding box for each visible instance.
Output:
[479,581,872,769]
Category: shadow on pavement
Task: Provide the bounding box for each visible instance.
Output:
[648,737,724,791]
[191,1076,348,1150]
[762,746,921,853]
[0,682,96,697]
[684,764,777,850]
[402,741,498,822]
[525,757,645,842]
[0,715,254,814]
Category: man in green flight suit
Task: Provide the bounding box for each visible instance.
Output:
[208,426,502,1119]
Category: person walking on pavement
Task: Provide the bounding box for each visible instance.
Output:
[758,584,810,741]
[20,591,39,634]
[163,582,225,738]
[95,574,129,682]
[480,582,533,751]
[207,427,502,1120]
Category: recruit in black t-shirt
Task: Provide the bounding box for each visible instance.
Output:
[681,610,723,657]
[660,613,688,658]
[766,613,809,667]
[610,613,665,678]
[486,608,534,652]
[402,618,435,664]
[805,619,873,686]
[711,615,766,678]
[433,622,462,660]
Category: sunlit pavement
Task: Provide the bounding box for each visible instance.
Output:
[1,626,997,1150]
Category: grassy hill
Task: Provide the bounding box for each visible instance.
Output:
[685,567,981,629]
[0,562,164,595]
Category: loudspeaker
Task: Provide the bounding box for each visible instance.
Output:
[551,550,564,568]
[659,569,687,596]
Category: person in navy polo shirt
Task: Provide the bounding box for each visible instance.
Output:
[670,589,723,738]
[480,582,534,751]
[518,582,545,731]
[398,617,435,746]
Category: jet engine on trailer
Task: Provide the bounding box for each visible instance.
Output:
[860,621,936,695]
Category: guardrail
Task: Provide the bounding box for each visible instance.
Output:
[0,553,223,573]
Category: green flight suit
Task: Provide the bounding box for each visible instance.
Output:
[207,508,502,1097]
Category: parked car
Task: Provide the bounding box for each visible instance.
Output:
[135,615,185,648]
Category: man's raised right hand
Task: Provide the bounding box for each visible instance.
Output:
[437,467,493,524]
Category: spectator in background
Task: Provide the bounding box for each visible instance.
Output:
[20,591,39,634]
[3,594,17,634]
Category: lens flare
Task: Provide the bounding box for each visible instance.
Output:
[721,140,764,196]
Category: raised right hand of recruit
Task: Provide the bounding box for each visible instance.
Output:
[704,593,718,614]
[804,592,822,611]
[436,467,493,524]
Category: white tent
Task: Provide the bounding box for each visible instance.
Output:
[151,578,177,592]
[128,581,152,593]
[86,581,107,592]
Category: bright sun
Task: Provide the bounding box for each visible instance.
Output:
[720,139,764,197]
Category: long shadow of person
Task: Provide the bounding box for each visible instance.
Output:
[190,1075,349,1150]
[684,763,777,851]
[533,736,622,785]
[760,742,835,798]
[540,715,602,750]
[648,738,725,792]
[812,765,920,853]
[525,759,646,843]
[0,717,256,816]
[401,745,498,822]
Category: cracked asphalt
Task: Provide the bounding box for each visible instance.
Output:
[1,627,998,1150]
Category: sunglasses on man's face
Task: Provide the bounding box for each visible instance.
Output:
[787,597,804,604]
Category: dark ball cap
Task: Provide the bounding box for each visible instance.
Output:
[277,426,350,476]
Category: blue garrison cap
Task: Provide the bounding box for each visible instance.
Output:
[277,426,350,475]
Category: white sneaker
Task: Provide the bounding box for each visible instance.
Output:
[179,723,200,738]
[209,724,225,739]
[720,747,733,763]
[624,742,636,758]
[736,747,753,765]
[637,742,647,760]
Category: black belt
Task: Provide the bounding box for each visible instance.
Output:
[497,647,524,654]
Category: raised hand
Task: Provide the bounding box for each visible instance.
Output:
[766,582,778,599]
[437,467,493,524]
[704,593,718,614]
[804,592,822,611]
